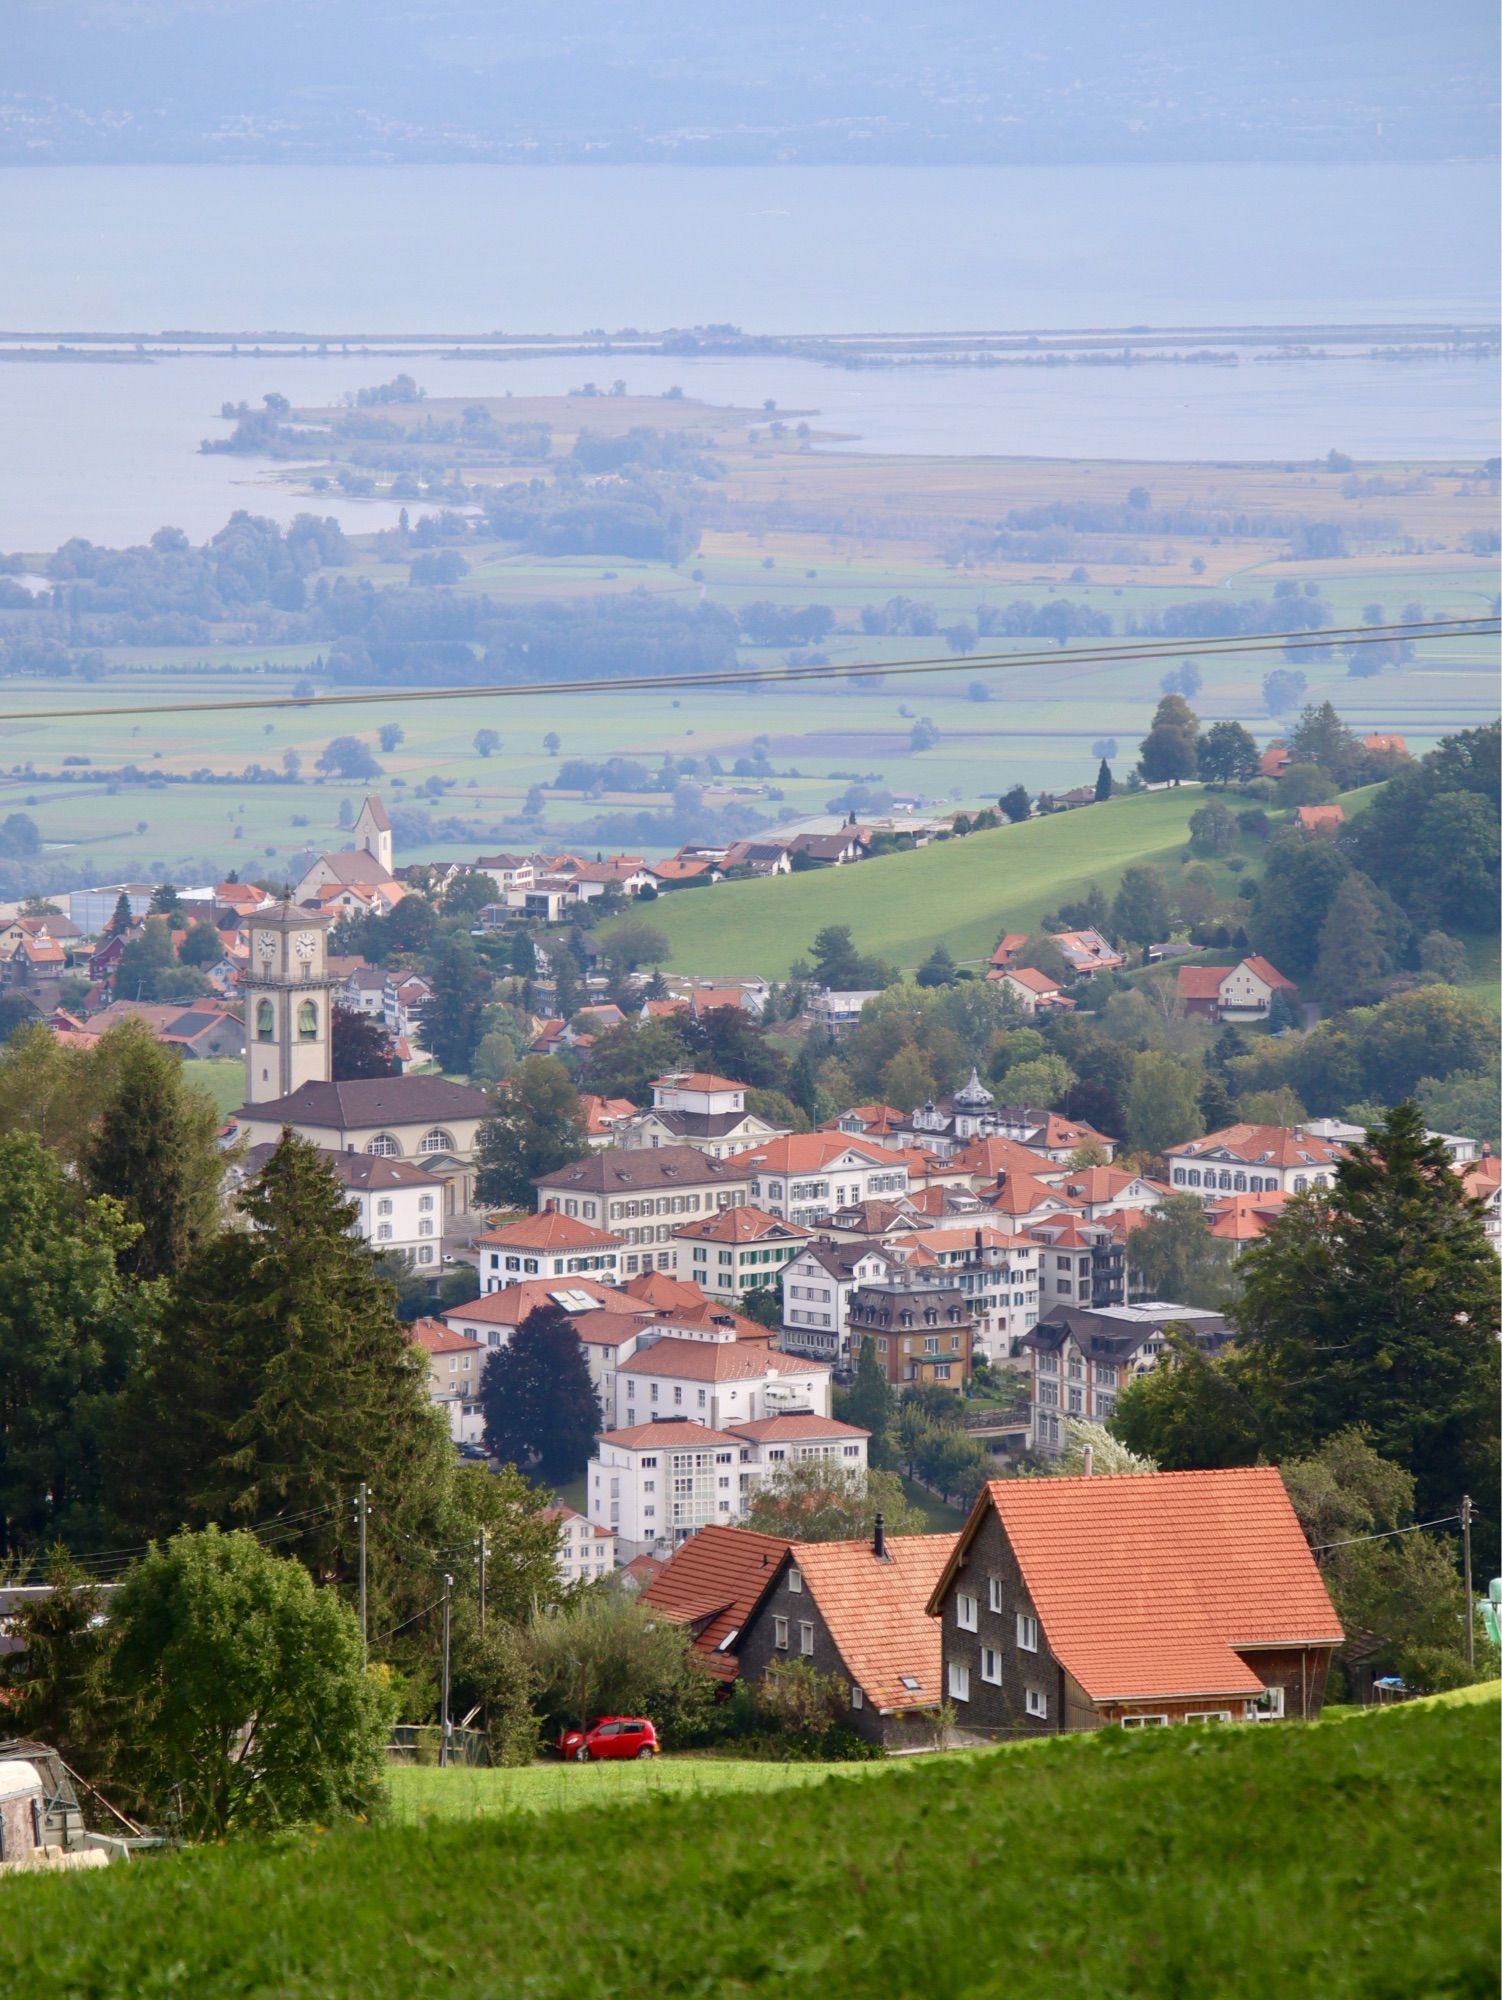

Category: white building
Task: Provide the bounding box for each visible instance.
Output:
[807,990,881,1032]
[533,1146,752,1276]
[890,1225,1041,1358]
[615,1330,831,1431]
[672,1205,811,1302]
[541,1503,616,1584]
[411,1317,485,1445]
[475,1210,625,1290]
[589,1411,869,1555]
[1165,1123,1345,1200]
[725,1134,908,1230]
[779,1239,901,1363]
[619,1071,788,1160]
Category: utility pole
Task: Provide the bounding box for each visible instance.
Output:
[1461,1495,1474,1667]
[356,1482,369,1663]
[439,1572,453,1768]
[477,1528,488,1639]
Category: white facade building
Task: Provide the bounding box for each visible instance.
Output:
[779,1239,900,1363]
[542,1503,616,1584]
[726,1135,908,1230]
[589,1412,869,1555]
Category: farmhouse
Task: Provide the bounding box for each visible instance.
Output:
[734,1524,959,1747]
[1176,954,1296,1023]
[927,1468,1341,1731]
[638,1525,796,1681]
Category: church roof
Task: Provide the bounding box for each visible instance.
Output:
[358,795,391,832]
[239,1076,488,1129]
[307,850,397,886]
[952,1066,994,1110]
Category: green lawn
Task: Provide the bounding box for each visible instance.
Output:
[1,1697,1490,1997]
[185,1057,246,1119]
[387,1754,889,1824]
[898,1476,968,1532]
[651,787,1216,976]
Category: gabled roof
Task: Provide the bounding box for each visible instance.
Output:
[239,1076,488,1128]
[948,1135,1063,1182]
[723,1132,889,1175]
[475,1211,624,1253]
[1204,1190,1291,1241]
[358,794,391,832]
[1295,804,1345,829]
[653,1071,744,1094]
[1167,1122,1344,1169]
[410,1316,481,1358]
[727,1414,869,1443]
[672,1204,812,1246]
[535,1145,748,1194]
[617,1270,707,1310]
[599,1419,744,1450]
[1177,964,1230,1001]
[622,1338,828,1382]
[304,849,397,886]
[931,1468,1341,1703]
[755,1534,959,1711]
[641,1524,796,1680]
[1000,965,1064,996]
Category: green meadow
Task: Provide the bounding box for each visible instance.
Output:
[0,1695,1490,1998]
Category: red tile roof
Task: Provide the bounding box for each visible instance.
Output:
[410,1316,481,1357]
[1000,965,1064,996]
[1204,1191,1291,1241]
[781,1535,958,1711]
[641,1524,796,1679]
[949,1135,1063,1182]
[475,1211,623,1253]
[934,1468,1341,1703]
[617,1270,707,1310]
[1167,1123,1344,1169]
[1239,955,1295,991]
[1296,804,1345,829]
[441,1277,637,1327]
[672,1204,811,1246]
[622,1338,828,1382]
[600,1420,745,1450]
[728,1414,869,1443]
[1177,964,1229,1002]
[652,1071,745,1094]
[724,1132,890,1175]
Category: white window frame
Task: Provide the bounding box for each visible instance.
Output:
[798,1621,815,1657]
[787,1568,803,1594]
[980,1646,1001,1686]
[851,1686,864,1710]
[956,1591,978,1633]
[1024,1687,1048,1719]
[1185,1710,1233,1724]
[947,1660,970,1703]
[987,1575,1003,1614]
[773,1616,788,1650]
[1121,1713,1168,1728]
[1016,1612,1039,1652]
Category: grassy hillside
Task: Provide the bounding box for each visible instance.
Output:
[386,1755,887,1825]
[653,788,1213,976]
[3,1699,1491,1997]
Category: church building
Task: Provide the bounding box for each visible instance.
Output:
[295,795,398,904]
[235,897,489,1216]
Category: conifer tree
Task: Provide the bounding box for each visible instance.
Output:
[108,1134,454,1617]
[83,1020,224,1282]
[844,1336,897,1468]
[1093,757,1114,801]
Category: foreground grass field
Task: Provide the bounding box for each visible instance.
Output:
[653,787,1211,975]
[387,1754,890,1824]
[2,1698,1491,1997]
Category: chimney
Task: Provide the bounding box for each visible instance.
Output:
[1081,1443,1094,1477]
[872,1511,887,1561]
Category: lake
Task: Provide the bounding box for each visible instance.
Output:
[1,161,1497,549]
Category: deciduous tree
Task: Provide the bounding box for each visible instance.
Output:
[475,1056,587,1207]
[480,1301,599,1484]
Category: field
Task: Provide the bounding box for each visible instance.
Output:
[650,787,1232,977]
[386,1754,889,1824]
[3,385,1496,890]
[0,1695,1491,1997]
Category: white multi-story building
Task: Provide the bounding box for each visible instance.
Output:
[1022,1302,1229,1455]
[475,1211,625,1290]
[619,1071,789,1161]
[890,1226,1040,1359]
[411,1317,485,1445]
[533,1146,752,1276]
[589,1411,869,1555]
[615,1329,831,1431]
[778,1239,901,1364]
[1165,1123,1345,1200]
[541,1503,616,1584]
[725,1134,908,1229]
[239,1142,447,1265]
[672,1205,811,1302]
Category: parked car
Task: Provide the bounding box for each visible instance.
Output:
[557,1716,659,1761]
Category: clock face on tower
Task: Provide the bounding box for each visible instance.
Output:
[255,932,276,963]
[294,932,318,964]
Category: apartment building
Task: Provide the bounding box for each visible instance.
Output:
[533,1146,751,1276]
[724,1134,908,1228]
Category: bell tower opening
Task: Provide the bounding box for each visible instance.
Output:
[241,900,337,1105]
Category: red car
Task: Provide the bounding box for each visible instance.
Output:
[557,1716,659,1762]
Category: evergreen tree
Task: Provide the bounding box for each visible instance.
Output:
[106,892,134,939]
[420,933,492,1074]
[0,1132,138,1557]
[147,882,185,919]
[844,1336,897,1468]
[998,785,1031,823]
[1237,1102,1500,1558]
[475,1056,587,1208]
[1093,758,1114,802]
[1312,872,1393,1008]
[481,1302,599,1484]
[915,944,958,988]
[82,1020,224,1283]
[108,1134,454,1617]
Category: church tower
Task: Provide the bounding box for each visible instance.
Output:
[352,795,393,875]
[242,901,337,1105]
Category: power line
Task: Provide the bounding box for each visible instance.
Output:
[0,616,1490,725]
[1312,1513,1465,1553]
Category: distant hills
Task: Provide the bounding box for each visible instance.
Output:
[5,0,1496,166]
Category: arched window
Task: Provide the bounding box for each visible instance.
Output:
[256,998,274,1043]
[297,1000,319,1041]
[420,1128,456,1154]
[366,1134,400,1157]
